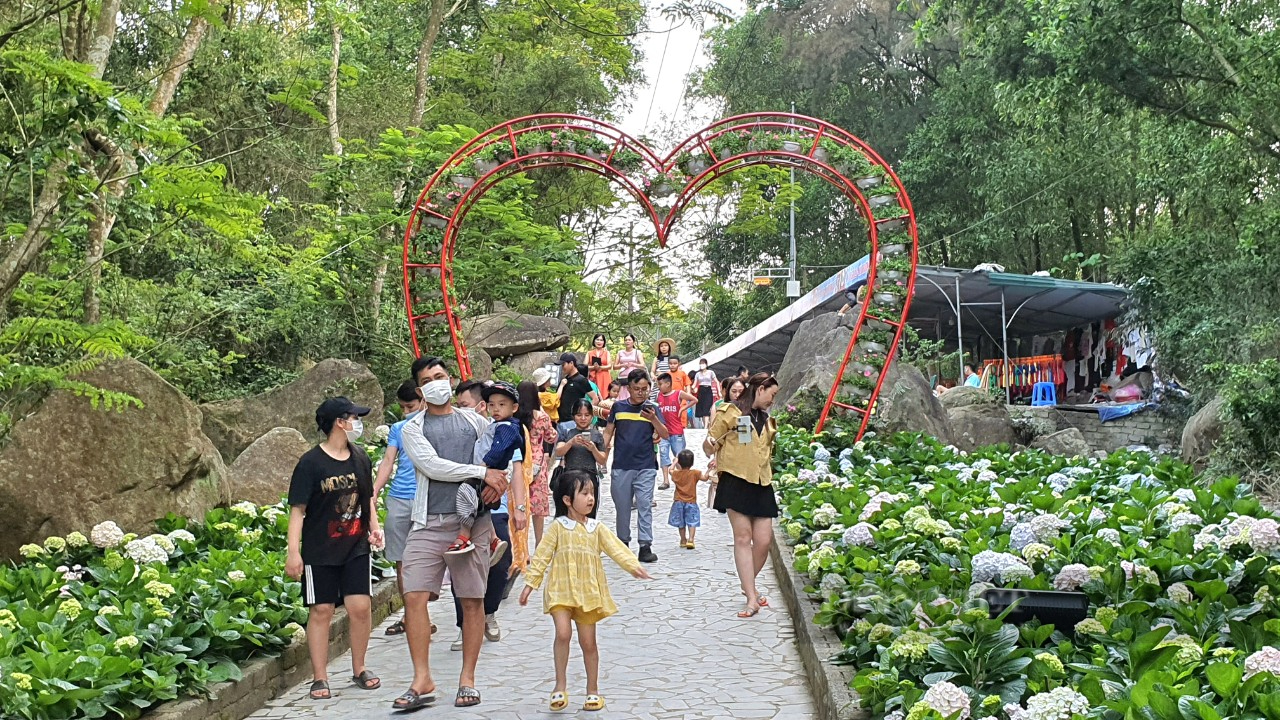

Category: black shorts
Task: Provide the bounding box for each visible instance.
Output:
[302,554,372,607]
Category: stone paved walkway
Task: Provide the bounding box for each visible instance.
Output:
[248,429,816,719]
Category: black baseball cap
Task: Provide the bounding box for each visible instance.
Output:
[558,352,578,364]
[316,396,372,425]
[481,381,519,403]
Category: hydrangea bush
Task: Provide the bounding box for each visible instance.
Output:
[0,504,308,720]
[773,424,1280,720]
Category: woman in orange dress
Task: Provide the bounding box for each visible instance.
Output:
[586,334,612,393]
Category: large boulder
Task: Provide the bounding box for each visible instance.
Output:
[465,311,569,357]
[939,385,1014,451]
[501,351,560,381]
[1181,395,1226,467]
[1032,428,1092,458]
[870,362,954,444]
[947,404,1017,451]
[201,359,383,461]
[226,428,313,505]
[465,347,494,382]
[774,312,853,408]
[0,359,228,560]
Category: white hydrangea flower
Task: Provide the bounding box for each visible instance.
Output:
[842,523,876,547]
[1167,582,1194,604]
[923,681,971,720]
[230,501,259,517]
[1010,523,1038,551]
[971,551,1026,584]
[1169,512,1203,532]
[123,537,169,565]
[1046,472,1073,493]
[1053,564,1092,591]
[1244,647,1280,679]
[819,573,847,596]
[90,520,125,549]
[1087,507,1107,524]
[1251,519,1280,553]
[1001,564,1033,582]
[262,506,285,522]
[1022,687,1090,720]
[167,529,196,544]
[1097,528,1121,545]
[228,570,247,582]
[147,534,176,553]
[373,424,391,443]
[1029,513,1068,542]
[977,469,998,484]
[1172,488,1197,503]
[1022,543,1052,562]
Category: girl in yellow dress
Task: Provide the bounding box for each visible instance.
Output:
[519,469,650,712]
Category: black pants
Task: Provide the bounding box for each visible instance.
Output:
[454,512,511,627]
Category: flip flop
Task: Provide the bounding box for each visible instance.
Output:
[550,691,569,711]
[308,680,331,700]
[392,687,437,711]
[736,606,760,618]
[583,694,606,711]
[352,670,380,690]
[384,620,406,636]
[455,686,482,707]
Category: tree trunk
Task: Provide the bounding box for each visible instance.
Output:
[411,0,450,125]
[83,8,212,322]
[326,17,343,156]
[0,0,121,307]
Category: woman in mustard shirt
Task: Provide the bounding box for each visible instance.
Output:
[702,373,780,618]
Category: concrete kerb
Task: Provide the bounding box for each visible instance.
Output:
[144,578,403,720]
[771,525,868,720]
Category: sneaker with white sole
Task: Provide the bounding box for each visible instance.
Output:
[451,637,463,651]
[488,538,508,568]
[484,614,501,642]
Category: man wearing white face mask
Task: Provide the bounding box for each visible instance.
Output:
[285,396,383,700]
[393,357,515,711]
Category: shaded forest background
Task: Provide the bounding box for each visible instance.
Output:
[3,0,1279,470]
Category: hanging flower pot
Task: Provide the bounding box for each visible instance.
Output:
[850,361,878,377]
[682,156,709,175]
[879,269,905,281]
[425,215,448,229]
[850,385,873,400]
[858,340,888,355]
[864,317,892,332]
[585,148,605,162]
[874,292,900,307]
[871,195,897,209]
[474,159,499,175]
[452,175,476,189]
[782,140,803,153]
[650,181,675,198]
[813,147,830,163]
[882,243,907,257]
[856,175,883,190]
[878,217,906,235]
[493,147,514,163]
[530,144,548,155]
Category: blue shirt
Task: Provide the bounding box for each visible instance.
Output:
[386,411,422,500]
[964,373,982,387]
[608,398,660,471]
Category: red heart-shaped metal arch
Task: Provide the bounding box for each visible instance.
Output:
[401,113,919,438]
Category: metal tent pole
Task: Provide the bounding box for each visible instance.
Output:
[1001,287,1010,404]
[955,276,964,381]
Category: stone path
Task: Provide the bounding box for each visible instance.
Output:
[248,429,816,719]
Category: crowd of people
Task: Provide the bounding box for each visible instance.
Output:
[282,335,780,712]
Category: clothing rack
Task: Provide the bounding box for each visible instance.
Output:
[981,355,1064,394]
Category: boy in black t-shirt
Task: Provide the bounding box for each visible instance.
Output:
[286,396,384,700]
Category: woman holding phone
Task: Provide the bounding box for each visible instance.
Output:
[703,373,780,619]
[586,333,612,394]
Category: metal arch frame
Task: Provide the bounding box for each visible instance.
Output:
[401,112,921,440]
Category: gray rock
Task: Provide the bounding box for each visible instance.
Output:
[0,359,228,560]
[500,351,560,381]
[1181,395,1226,468]
[947,403,1016,451]
[869,362,954,444]
[227,427,313,505]
[202,358,383,461]
[465,311,570,356]
[465,347,494,381]
[939,385,998,409]
[774,313,853,409]
[1031,428,1092,458]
